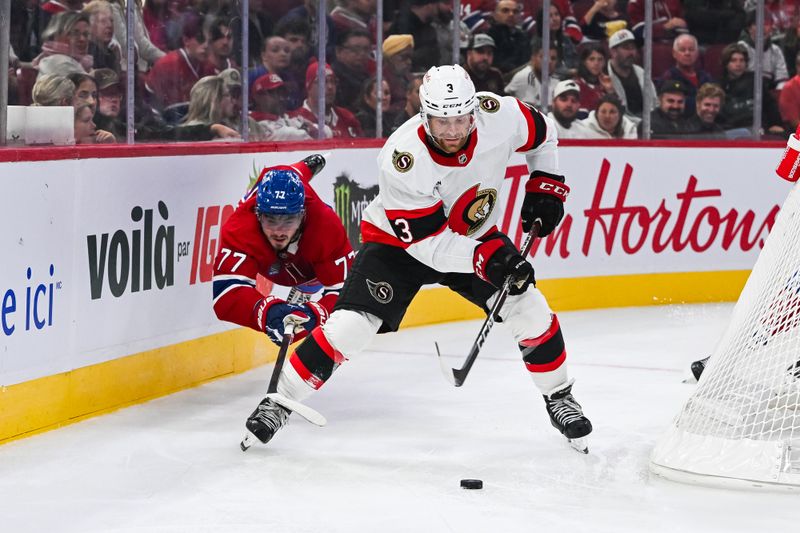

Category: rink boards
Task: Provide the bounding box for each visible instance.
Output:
[0,140,791,443]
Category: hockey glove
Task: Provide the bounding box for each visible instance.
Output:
[302,154,326,178]
[257,296,322,346]
[520,171,570,236]
[473,238,535,296]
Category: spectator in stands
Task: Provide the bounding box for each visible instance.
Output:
[685,82,727,138]
[11,0,43,63]
[738,11,790,89]
[205,17,236,74]
[659,34,714,117]
[390,73,424,133]
[249,35,291,85]
[331,0,377,41]
[580,93,638,138]
[683,0,746,45]
[141,0,183,53]
[719,42,785,135]
[388,0,441,72]
[487,0,531,75]
[607,28,656,123]
[145,13,213,111]
[74,103,115,143]
[536,3,578,77]
[31,74,75,106]
[250,72,313,141]
[463,33,505,94]
[382,34,415,115]
[580,0,629,42]
[432,0,470,66]
[217,67,267,141]
[332,29,373,112]
[627,0,687,43]
[355,77,394,137]
[547,79,591,138]
[575,43,615,119]
[460,0,494,35]
[274,17,312,110]
[504,39,560,109]
[68,71,97,113]
[93,67,125,139]
[289,61,363,138]
[36,12,93,78]
[639,79,691,138]
[232,0,274,67]
[780,51,800,130]
[178,74,241,140]
[277,0,336,60]
[107,0,164,72]
[83,1,121,73]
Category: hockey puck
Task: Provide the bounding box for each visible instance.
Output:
[460,479,483,490]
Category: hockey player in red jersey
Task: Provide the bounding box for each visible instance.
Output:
[243,65,593,452]
[212,154,354,348]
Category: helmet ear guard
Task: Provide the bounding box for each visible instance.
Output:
[419,65,478,138]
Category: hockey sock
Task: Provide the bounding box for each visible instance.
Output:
[519,313,569,393]
[282,327,347,395]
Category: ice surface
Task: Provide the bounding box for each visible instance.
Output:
[0,304,794,533]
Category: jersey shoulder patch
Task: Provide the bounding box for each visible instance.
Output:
[476,93,501,114]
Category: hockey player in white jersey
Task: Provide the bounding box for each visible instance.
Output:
[244,64,593,451]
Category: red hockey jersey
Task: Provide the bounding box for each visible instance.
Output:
[212,163,354,333]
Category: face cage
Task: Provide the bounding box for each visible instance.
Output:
[421,109,477,141]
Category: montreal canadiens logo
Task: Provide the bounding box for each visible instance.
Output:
[366,279,394,303]
[392,150,414,173]
[478,96,500,113]
[448,185,497,236]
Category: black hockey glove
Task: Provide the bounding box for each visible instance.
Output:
[520,171,570,236]
[473,238,535,296]
[302,154,326,177]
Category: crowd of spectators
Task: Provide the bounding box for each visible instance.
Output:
[7,0,800,143]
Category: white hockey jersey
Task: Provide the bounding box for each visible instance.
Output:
[361,92,561,274]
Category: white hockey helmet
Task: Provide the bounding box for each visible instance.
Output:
[418,64,477,138]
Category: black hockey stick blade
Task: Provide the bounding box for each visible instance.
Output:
[436,221,541,387]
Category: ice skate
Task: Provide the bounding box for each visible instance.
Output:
[240,397,291,451]
[544,379,592,454]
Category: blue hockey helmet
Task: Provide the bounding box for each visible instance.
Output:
[256,168,305,215]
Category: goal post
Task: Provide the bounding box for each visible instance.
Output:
[650,139,800,491]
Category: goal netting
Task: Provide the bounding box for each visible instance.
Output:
[650,181,800,490]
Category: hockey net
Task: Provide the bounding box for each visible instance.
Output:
[650,182,800,490]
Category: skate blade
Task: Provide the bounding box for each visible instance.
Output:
[568,437,589,454]
[240,432,256,452]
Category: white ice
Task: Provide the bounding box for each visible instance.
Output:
[0,304,795,533]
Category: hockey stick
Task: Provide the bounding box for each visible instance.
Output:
[240,300,328,451]
[436,220,542,387]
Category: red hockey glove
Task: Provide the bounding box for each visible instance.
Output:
[520,171,569,236]
[473,237,535,296]
[776,126,800,182]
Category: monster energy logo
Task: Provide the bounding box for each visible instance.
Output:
[334,174,379,250]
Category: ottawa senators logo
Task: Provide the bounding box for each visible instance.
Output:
[448,185,497,236]
[392,150,414,172]
[478,95,500,113]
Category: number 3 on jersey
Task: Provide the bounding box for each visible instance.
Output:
[392,218,413,242]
